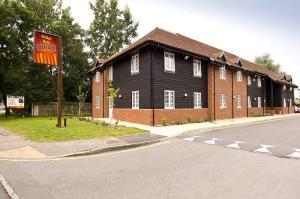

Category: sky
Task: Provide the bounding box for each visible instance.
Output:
[62,0,300,98]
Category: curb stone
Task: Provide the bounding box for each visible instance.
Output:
[0,174,19,199]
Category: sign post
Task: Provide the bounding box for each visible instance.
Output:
[6,95,25,120]
[34,30,62,127]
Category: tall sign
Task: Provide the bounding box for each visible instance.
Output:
[7,95,25,109]
[34,31,63,127]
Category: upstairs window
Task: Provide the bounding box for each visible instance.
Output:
[248,96,251,108]
[108,66,113,81]
[132,91,139,109]
[257,76,261,87]
[237,95,242,108]
[290,87,293,91]
[164,90,175,109]
[257,97,262,108]
[96,96,100,109]
[248,76,251,85]
[193,60,202,77]
[283,85,286,90]
[131,54,139,74]
[164,52,175,72]
[237,71,242,82]
[220,66,226,79]
[220,94,227,109]
[193,92,202,108]
[95,71,100,83]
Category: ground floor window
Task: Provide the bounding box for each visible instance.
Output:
[220,94,227,109]
[283,98,287,107]
[290,99,292,107]
[193,92,202,108]
[257,97,262,108]
[96,96,100,109]
[237,95,242,108]
[248,96,251,108]
[132,91,139,109]
[164,90,175,109]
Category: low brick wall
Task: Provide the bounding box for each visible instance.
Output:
[113,108,153,125]
[273,107,294,115]
[248,107,264,117]
[154,108,209,126]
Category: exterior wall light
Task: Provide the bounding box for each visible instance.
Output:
[184,56,189,60]
[118,94,122,98]
[184,93,188,97]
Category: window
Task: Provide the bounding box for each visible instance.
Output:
[193,92,202,108]
[257,97,262,108]
[257,76,261,87]
[132,91,139,109]
[290,87,293,91]
[220,66,226,79]
[96,96,100,109]
[95,72,100,82]
[164,52,175,72]
[248,76,251,85]
[108,66,113,81]
[283,85,286,90]
[193,60,202,77]
[131,54,139,74]
[290,99,292,107]
[220,94,227,109]
[248,96,251,108]
[283,98,287,107]
[237,95,242,108]
[164,90,175,109]
[237,71,242,82]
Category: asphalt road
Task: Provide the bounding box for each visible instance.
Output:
[1,116,300,199]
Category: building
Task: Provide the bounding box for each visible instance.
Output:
[89,28,297,126]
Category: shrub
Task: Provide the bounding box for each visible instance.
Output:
[186,117,192,123]
[160,117,168,126]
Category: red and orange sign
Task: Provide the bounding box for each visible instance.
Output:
[34,31,60,66]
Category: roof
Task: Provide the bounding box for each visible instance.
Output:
[91,27,297,87]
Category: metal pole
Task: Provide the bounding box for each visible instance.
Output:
[56,37,62,128]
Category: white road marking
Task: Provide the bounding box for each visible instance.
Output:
[183,136,202,142]
[226,141,245,149]
[204,138,222,145]
[254,144,274,154]
[0,174,20,199]
[288,149,300,158]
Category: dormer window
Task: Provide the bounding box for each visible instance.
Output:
[236,58,243,67]
[218,51,227,62]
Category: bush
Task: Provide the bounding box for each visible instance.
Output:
[186,117,192,123]
[160,117,168,126]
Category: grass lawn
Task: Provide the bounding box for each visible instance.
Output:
[0,116,147,142]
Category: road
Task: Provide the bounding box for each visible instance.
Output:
[1,116,300,199]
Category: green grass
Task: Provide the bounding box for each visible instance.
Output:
[0,116,146,142]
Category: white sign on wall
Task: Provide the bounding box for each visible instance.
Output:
[7,95,25,109]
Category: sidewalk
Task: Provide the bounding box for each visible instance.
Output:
[97,113,300,137]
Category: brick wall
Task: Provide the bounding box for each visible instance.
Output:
[113,108,153,125]
[207,65,215,120]
[233,71,247,118]
[248,107,264,116]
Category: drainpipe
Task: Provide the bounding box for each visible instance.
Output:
[213,66,216,120]
[232,70,234,119]
[263,78,266,115]
[271,80,274,110]
[247,74,249,117]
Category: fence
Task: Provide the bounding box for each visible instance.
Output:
[32,102,92,116]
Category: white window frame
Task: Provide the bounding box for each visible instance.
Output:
[237,71,242,82]
[290,87,293,91]
[95,71,100,83]
[283,85,286,90]
[164,52,175,73]
[131,54,139,74]
[248,76,251,85]
[220,66,226,80]
[108,66,113,81]
[237,95,242,108]
[290,99,292,107]
[96,96,100,109]
[132,91,139,109]
[164,90,175,109]
[248,96,251,108]
[193,60,202,77]
[283,98,287,107]
[257,97,262,108]
[257,76,261,87]
[193,92,202,109]
[220,94,227,109]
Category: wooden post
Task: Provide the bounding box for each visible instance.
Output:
[56,37,62,128]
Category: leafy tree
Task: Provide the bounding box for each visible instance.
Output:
[107,80,119,125]
[77,85,88,117]
[87,0,138,60]
[254,53,280,73]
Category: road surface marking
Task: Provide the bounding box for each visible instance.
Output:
[254,144,274,154]
[288,149,300,158]
[226,141,245,149]
[0,174,19,199]
[204,138,222,145]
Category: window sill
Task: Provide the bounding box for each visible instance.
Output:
[164,107,175,109]
[194,107,202,109]
[131,72,139,75]
[193,75,202,78]
[132,107,139,110]
[220,107,227,109]
[164,70,175,74]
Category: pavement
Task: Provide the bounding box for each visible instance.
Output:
[1,116,300,198]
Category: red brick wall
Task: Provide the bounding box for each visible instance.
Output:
[214,66,233,120]
[248,107,264,116]
[207,65,215,120]
[233,72,247,118]
[113,109,153,125]
[154,108,208,126]
[273,107,294,115]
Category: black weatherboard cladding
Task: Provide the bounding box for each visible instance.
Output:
[113,47,152,109]
[152,47,208,109]
[247,75,265,107]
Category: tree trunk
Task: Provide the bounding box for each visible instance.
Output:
[1,93,10,116]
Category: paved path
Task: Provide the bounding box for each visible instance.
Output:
[178,116,300,159]
[1,117,300,198]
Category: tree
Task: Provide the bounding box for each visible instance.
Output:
[107,80,119,125]
[254,53,280,73]
[77,85,88,117]
[87,0,138,60]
